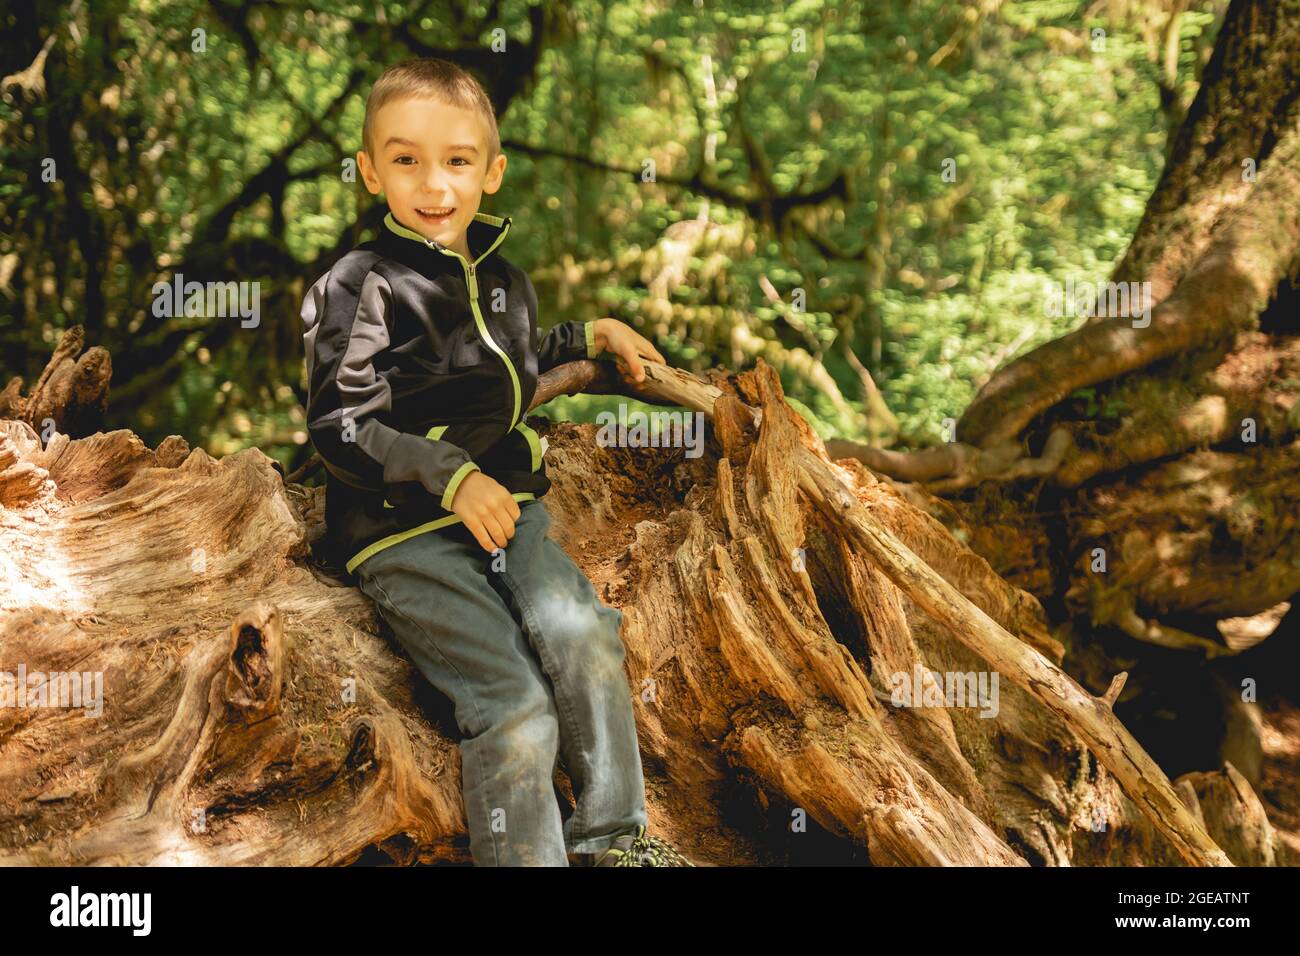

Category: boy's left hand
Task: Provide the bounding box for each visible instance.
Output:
[592,318,665,383]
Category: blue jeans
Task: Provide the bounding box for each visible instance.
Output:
[355,498,648,865]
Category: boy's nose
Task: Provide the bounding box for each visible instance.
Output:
[422,171,451,197]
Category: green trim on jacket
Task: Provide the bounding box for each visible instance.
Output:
[328,211,563,575]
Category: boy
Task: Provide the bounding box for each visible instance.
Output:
[300,58,692,867]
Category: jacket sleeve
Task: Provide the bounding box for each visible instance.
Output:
[521,271,598,373]
[302,265,480,511]
[538,320,598,372]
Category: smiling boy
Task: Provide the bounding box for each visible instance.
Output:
[300,58,692,866]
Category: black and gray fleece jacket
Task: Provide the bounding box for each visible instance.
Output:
[300,207,597,575]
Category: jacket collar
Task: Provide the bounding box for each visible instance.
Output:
[382,208,512,267]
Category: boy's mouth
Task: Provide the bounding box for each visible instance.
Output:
[415,206,455,224]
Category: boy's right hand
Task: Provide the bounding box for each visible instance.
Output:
[449,470,520,554]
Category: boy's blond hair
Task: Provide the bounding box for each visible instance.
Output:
[362,58,500,163]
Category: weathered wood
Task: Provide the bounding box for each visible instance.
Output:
[0,352,1279,865]
[0,324,112,439]
[641,358,1234,866]
[817,1,1300,737]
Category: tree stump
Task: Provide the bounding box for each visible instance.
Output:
[0,356,1281,865]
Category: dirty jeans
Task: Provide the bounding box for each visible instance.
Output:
[354,498,648,866]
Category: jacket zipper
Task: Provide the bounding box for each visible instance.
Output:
[423,223,521,430]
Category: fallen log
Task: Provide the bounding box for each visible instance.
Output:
[0,354,1274,865]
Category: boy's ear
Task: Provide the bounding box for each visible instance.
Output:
[482,152,507,195]
[357,150,381,194]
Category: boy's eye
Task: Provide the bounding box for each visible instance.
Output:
[450,157,470,166]
[393,155,415,165]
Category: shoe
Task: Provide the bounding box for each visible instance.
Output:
[591,825,695,866]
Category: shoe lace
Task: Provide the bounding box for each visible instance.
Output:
[610,826,695,866]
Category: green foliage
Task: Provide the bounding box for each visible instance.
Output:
[0,0,1224,470]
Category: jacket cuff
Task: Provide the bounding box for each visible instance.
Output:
[584,320,598,358]
[441,461,481,511]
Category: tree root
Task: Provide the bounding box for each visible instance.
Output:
[640,359,1233,865]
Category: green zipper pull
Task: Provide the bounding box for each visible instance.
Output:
[421,225,521,431]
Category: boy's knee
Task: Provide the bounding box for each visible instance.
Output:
[484,688,560,755]
[575,607,627,680]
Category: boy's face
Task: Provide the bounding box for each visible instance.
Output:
[358,94,506,260]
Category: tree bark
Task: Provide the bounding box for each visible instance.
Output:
[0,347,1284,865]
[832,0,1300,646]
[824,0,1300,831]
